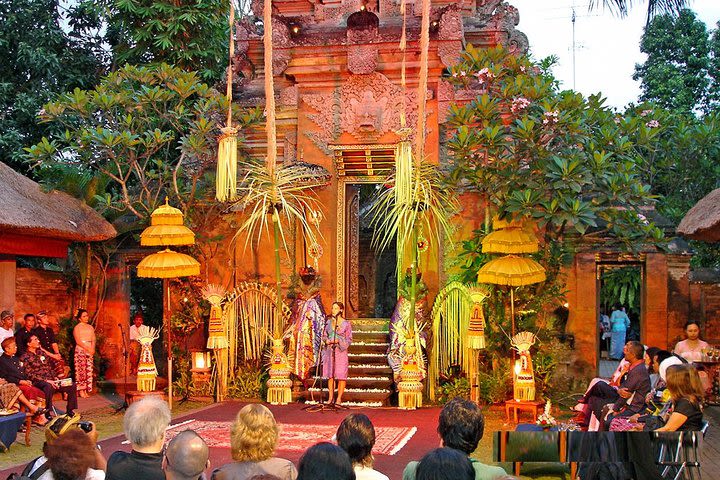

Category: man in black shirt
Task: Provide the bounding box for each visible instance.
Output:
[32,310,67,377]
[107,396,170,480]
[15,313,36,357]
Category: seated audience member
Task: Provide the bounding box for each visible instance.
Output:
[33,310,68,377]
[402,398,506,480]
[573,356,631,419]
[106,396,170,480]
[21,335,78,415]
[164,430,210,480]
[0,337,52,419]
[46,429,105,480]
[0,311,15,354]
[336,414,388,480]
[211,403,297,480]
[416,448,474,480]
[23,414,106,479]
[16,313,38,357]
[673,320,709,363]
[0,376,46,423]
[296,442,354,480]
[583,341,650,431]
[653,364,704,432]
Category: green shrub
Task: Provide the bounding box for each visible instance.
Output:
[226,361,268,400]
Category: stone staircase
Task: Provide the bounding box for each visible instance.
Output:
[307,318,394,406]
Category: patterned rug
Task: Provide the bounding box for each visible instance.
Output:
[165,420,417,456]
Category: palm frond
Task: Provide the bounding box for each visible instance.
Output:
[589,0,688,23]
[369,161,457,255]
[230,161,324,252]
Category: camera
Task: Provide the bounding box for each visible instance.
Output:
[78,421,93,433]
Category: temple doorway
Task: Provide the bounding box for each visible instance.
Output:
[344,183,397,318]
[596,263,643,374]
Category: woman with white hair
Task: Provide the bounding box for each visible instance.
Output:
[211,403,297,480]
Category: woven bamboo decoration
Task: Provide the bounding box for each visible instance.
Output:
[398,336,424,410]
[136,326,160,392]
[216,0,238,201]
[266,337,293,405]
[511,331,537,401]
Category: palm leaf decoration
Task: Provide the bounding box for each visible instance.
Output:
[369,157,457,332]
[231,161,325,253]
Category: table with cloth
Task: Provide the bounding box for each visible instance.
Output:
[0,412,26,451]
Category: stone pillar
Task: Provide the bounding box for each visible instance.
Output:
[643,253,669,350]
[667,254,692,349]
[93,258,130,379]
[566,253,597,371]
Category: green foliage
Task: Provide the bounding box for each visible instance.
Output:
[437,376,471,405]
[103,0,229,82]
[601,267,641,315]
[633,9,718,114]
[226,361,267,399]
[446,45,663,252]
[590,0,691,24]
[477,357,512,404]
[623,106,720,266]
[0,0,105,174]
[26,63,262,224]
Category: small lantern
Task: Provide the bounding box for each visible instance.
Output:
[190,350,211,390]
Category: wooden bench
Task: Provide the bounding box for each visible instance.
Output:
[504,399,545,424]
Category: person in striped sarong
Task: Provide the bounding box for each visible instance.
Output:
[73,309,96,397]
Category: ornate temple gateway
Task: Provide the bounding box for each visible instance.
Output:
[226,0,528,313]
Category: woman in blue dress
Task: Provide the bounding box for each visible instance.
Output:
[609,305,630,360]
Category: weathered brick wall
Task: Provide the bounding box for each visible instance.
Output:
[14,268,75,329]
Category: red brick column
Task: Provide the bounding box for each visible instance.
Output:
[643,253,668,350]
[566,253,598,371]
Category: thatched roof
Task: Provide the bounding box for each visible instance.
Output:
[677,188,720,242]
[0,161,116,242]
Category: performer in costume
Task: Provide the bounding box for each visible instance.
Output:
[128,312,144,375]
[322,301,352,405]
[289,266,325,384]
[73,309,95,397]
[387,270,429,381]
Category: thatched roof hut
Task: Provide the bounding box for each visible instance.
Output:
[0,161,116,256]
[677,188,720,242]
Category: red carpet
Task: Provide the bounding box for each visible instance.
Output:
[0,402,450,480]
[118,401,440,480]
[165,420,417,455]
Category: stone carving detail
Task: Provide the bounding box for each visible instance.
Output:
[349,190,359,312]
[486,3,529,54]
[279,85,298,107]
[272,20,293,75]
[436,79,454,124]
[302,72,419,153]
[347,11,379,74]
[476,0,504,15]
[439,5,464,41]
[283,131,298,162]
[348,45,378,74]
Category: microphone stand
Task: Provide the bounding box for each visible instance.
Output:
[304,314,339,413]
[114,323,130,414]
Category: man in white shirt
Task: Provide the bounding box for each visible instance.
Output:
[129,312,143,375]
[0,311,15,355]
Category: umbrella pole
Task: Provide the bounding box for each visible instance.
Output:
[510,287,515,336]
[165,279,173,410]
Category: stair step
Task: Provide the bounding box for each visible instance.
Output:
[350,318,390,332]
[349,364,394,375]
[349,342,388,354]
[349,353,390,364]
[311,376,393,389]
[353,331,390,342]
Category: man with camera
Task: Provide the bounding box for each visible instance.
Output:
[20,335,78,416]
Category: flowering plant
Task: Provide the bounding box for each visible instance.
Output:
[536,400,557,427]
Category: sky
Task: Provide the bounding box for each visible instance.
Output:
[509,1,720,109]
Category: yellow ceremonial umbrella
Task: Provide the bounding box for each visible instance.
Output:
[481,227,539,254]
[477,254,546,336]
[138,200,199,409]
